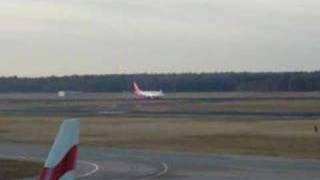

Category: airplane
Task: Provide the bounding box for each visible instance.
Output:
[132,82,164,99]
[39,119,80,180]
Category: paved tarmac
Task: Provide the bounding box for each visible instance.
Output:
[0,143,320,180]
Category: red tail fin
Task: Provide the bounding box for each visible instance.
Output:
[39,119,79,180]
[133,82,141,93]
[39,146,77,180]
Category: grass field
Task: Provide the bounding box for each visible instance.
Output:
[0,92,320,159]
[1,116,320,159]
[0,159,42,179]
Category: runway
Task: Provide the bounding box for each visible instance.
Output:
[1,143,320,180]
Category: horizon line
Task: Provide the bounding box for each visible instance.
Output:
[1,70,320,79]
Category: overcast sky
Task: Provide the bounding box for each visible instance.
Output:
[0,0,319,76]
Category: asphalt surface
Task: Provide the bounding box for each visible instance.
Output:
[0,143,320,180]
[2,94,320,118]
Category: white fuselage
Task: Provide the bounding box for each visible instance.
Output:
[132,82,164,99]
[135,90,164,99]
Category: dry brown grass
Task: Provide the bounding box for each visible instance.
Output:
[0,159,42,179]
[1,116,320,159]
[0,92,320,159]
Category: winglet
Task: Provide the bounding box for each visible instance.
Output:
[39,119,80,180]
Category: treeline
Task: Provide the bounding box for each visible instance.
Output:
[0,72,320,92]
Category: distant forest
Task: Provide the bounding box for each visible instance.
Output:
[1,72,320,92]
